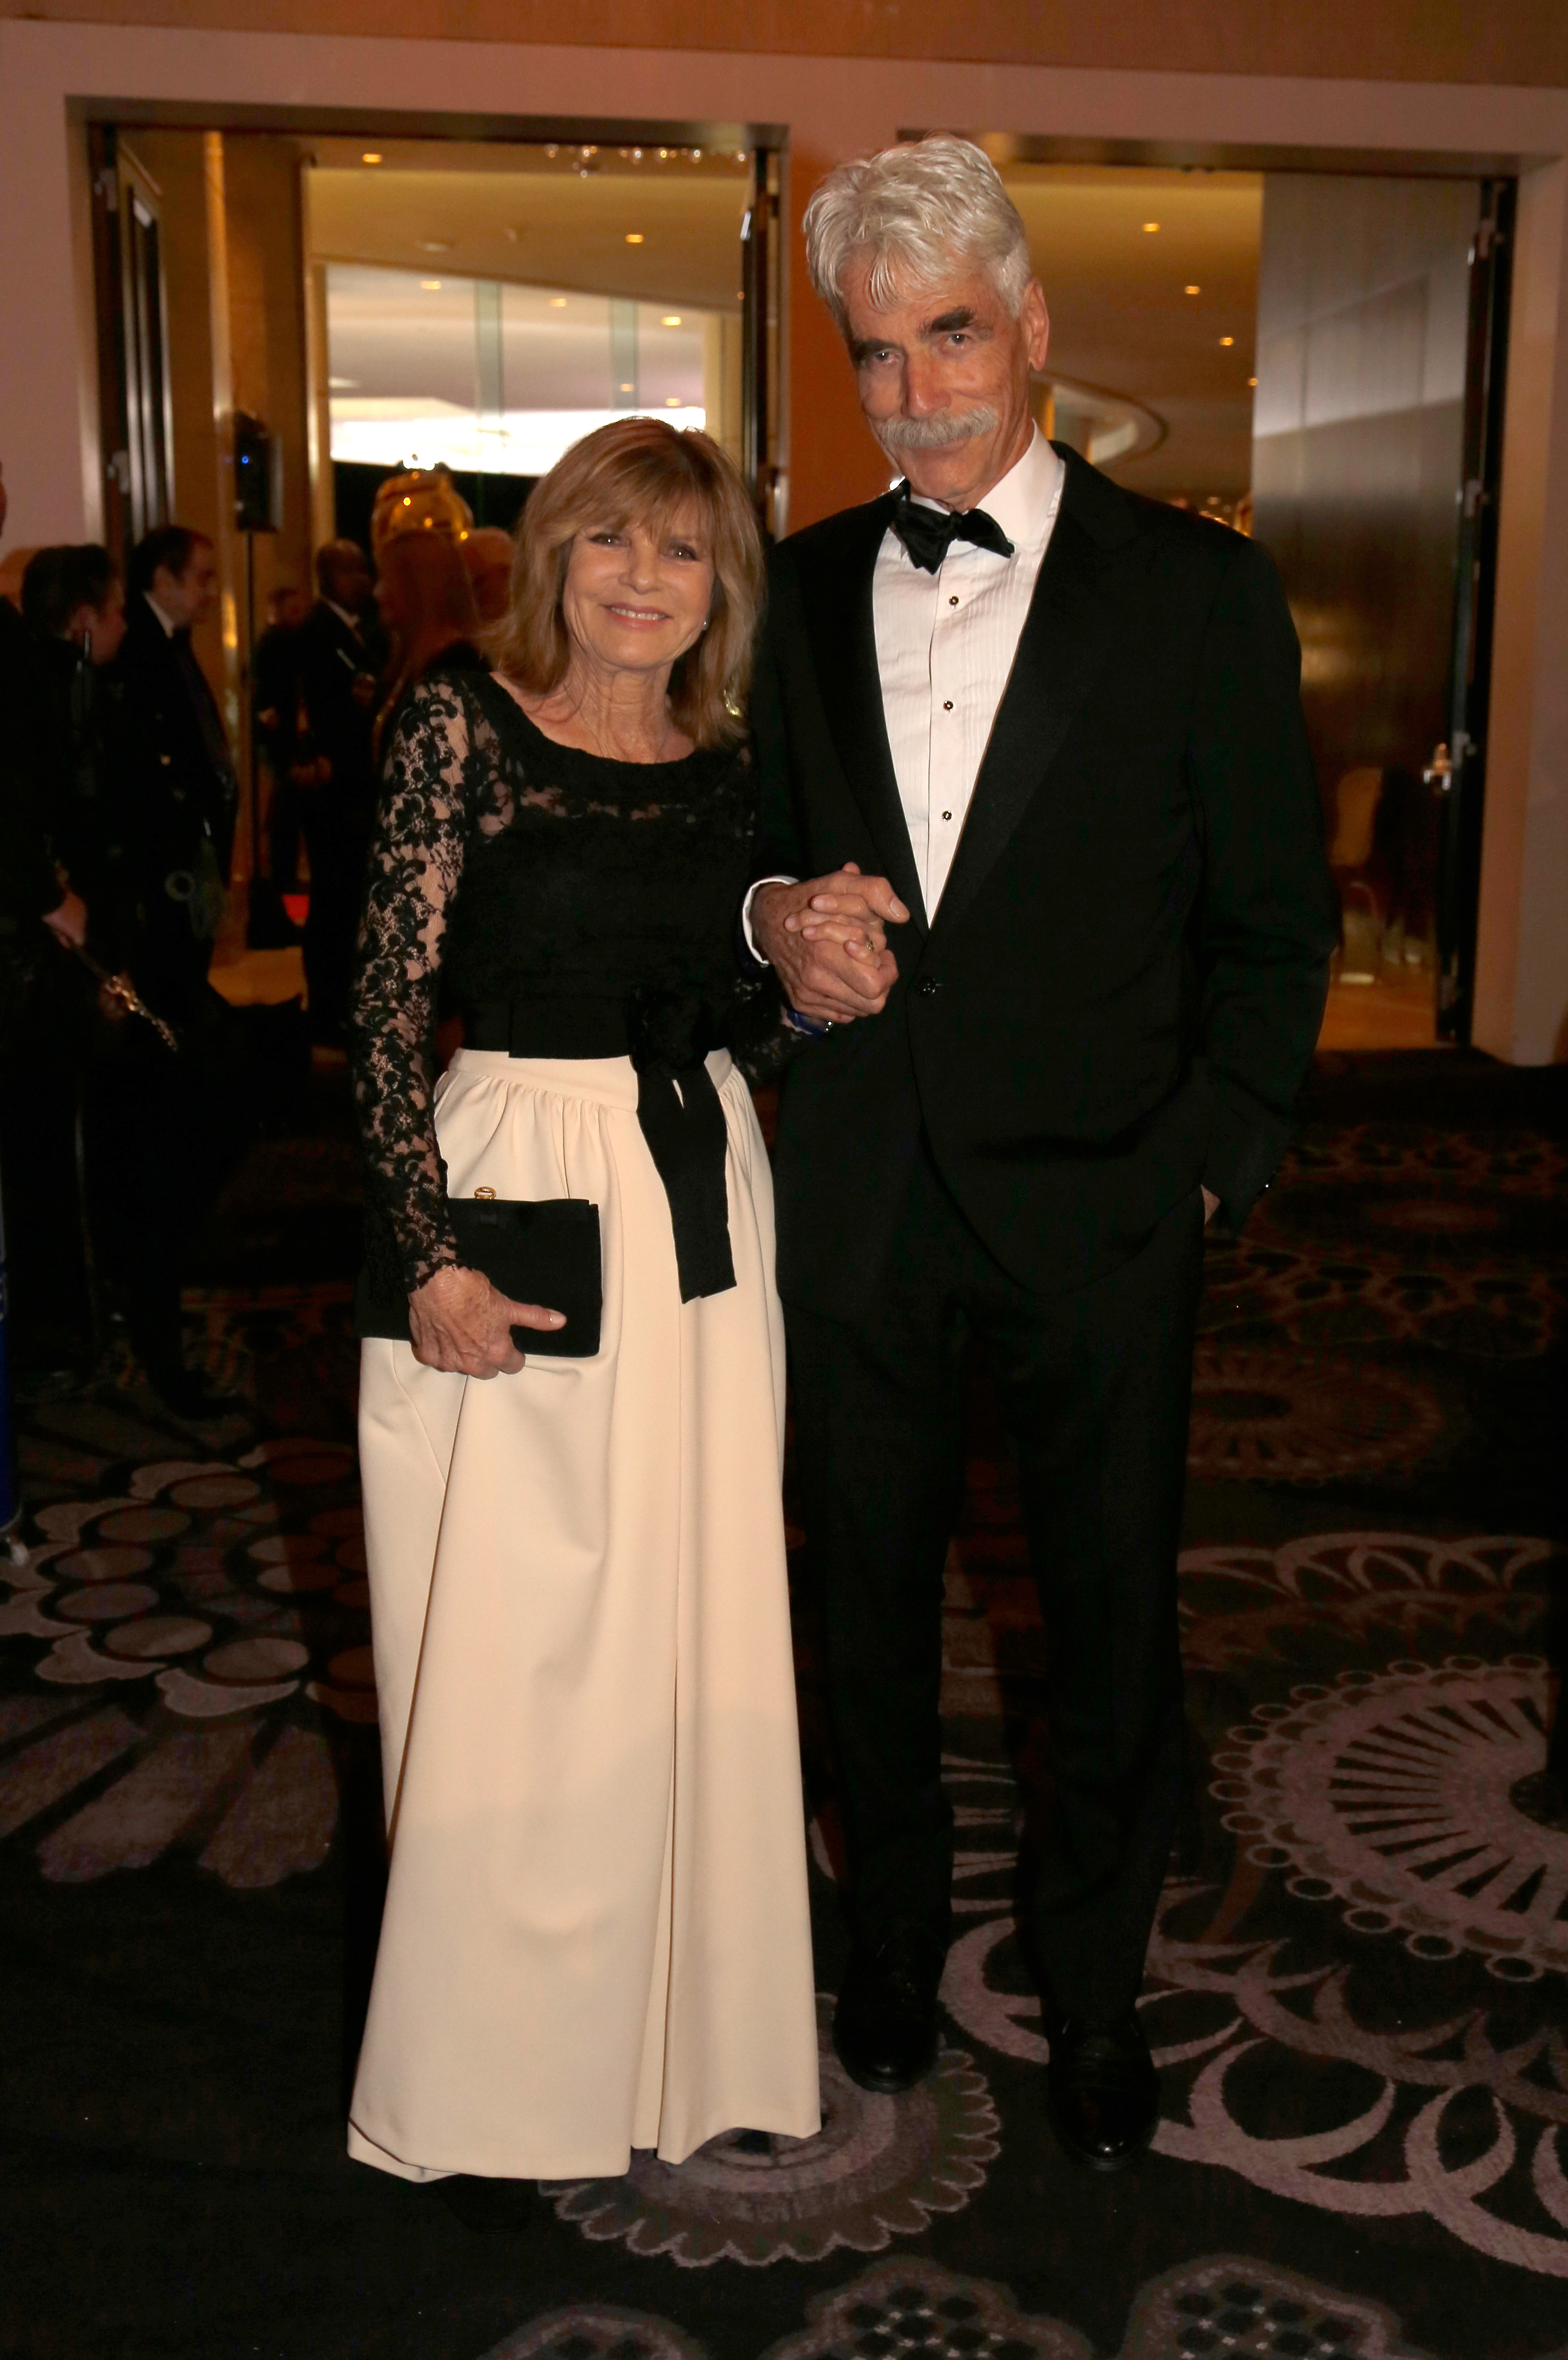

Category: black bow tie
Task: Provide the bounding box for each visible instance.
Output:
[890,490,1014,574]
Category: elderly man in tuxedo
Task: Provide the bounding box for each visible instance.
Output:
[748,136,1338,2171]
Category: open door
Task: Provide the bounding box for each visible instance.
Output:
[89,125,177,561]
[1250,172,1512,1048]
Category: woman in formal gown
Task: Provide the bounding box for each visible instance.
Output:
[345,418,827,2189]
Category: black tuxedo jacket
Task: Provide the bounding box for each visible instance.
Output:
[751,444,1340,1308]
[115,597,238,881]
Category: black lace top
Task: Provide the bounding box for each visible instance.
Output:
[348,664,785,1299]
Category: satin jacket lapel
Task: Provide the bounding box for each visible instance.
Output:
[933,458,1140,941]
[797,495,929,934]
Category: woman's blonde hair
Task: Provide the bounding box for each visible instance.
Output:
[488,417,764,750]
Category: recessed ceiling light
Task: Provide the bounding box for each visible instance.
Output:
[1249,374,1258,387]
[545,144,559,158]
[420,279,442,291]
[1143,220,1160,232]
[1184,283,1200,295]
[550,295,567,307]
[665,395,682,406]
[1220,335,1235,347]
[362,152,383,165]
[328,375,358,389]
[619,381,634,393]
[416,239,452,254]
[658,148,669,160]
[661,313,682,326]
[632,148,643,160]
[625,232,644,245]
[692,148,703,159]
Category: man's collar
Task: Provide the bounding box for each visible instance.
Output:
[144,590,179,637]
[324,599,361,634]
[905,426,1064,546]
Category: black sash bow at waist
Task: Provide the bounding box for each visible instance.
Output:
[463,993,735,1302]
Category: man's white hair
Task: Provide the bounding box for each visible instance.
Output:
[804,135,1032,339]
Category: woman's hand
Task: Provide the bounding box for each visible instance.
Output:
[408,1264,565,1376]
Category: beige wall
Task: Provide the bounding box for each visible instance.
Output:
[117,126,243,761]
[224,133,314,620]
[0,0,1565,87]
[0,24,1565,1057]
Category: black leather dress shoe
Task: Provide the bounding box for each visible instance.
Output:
[833,1924,946,2093]
[1044,2008,1159,2171]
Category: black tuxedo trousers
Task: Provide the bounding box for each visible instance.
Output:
[791,1136,1204,2021]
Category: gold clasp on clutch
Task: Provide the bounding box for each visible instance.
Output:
[473,1186,496,1200]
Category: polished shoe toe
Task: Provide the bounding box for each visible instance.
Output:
[832,1925,945,2094]
[1045,2010,1158,2172]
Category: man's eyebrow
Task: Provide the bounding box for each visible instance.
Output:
[924,306,979,335]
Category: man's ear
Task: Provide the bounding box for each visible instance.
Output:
[1021,279,1051,373]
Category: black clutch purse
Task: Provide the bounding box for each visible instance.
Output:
[356,1193,602,1358]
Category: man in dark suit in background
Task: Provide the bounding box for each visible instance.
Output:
[105,524,242,1414]
[116,524,237,1018]
[747,137,1339,2171]
[293,540,380,1046]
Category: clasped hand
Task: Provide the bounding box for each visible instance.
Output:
[409,1264,565,1377]
[751,862,907,1024]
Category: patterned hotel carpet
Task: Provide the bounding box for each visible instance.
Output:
[1,1047,1566,2360]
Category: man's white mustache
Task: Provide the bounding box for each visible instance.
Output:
[874,405,1000,454]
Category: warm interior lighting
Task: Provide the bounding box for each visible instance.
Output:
[1143,221,1160,232]
[550,295,567,307]
[661,314,682,326]
[665,395,682,406]
[1249,374,1259,387]
[362,152,383,165]
[1220,335,1235,347]
[619,381,634,393]
[419,280,442,291]
[625,232,644,245]
[1185,284,1200,295]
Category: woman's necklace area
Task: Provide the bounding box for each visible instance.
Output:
[532,679,684,764]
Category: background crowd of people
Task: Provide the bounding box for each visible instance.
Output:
[0,451,514,1418]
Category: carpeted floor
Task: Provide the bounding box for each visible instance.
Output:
[2,1043,1565,2360]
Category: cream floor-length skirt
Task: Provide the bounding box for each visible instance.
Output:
[347,1047,821,2182]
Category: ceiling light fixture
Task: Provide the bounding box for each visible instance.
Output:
[420,279,442,291]
[1220,335,1235,347]
[1143,220,1160,232]
[665,395,681,406]
[619,381,634,393]
[415,239,452,254]
[1248,374,1258,387]
[362,151,383,165]
[661,313,682,326]
[1184,283,1200,295]
[550,295,567,307]
[625,232,644,244]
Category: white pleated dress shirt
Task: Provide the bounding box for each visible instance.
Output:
[875,426,1065,920]
[747,428,1065,953]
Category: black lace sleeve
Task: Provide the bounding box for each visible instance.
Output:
[348,674,476,1297]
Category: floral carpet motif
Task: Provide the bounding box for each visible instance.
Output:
[480,2254,1496,2360]
[1,1061,1565,2360]
[544,1998,998,2267]
[0,1438,371,1889]
[1200,1128,1566,1360]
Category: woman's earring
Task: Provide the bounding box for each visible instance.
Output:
[701,615,710,631]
